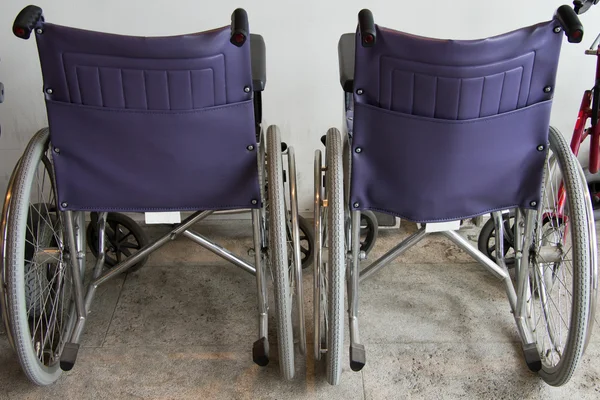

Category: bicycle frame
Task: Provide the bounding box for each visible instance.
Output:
[555,32,600,215]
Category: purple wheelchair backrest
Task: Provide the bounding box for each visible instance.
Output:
[36,22,259,212]
[350,20,564,222]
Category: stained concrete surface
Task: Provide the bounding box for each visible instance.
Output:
[0,220,599,399]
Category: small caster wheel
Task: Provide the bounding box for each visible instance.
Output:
[87,212,150,273]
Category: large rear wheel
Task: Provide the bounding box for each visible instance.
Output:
[324,128,345,385]
[526,127,591,386]
[266,126,295,380]
[3,129,79,385]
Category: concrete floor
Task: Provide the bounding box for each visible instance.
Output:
[1,220,599,399]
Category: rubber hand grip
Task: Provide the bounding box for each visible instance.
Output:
[13,5,44,40]
[230,8,249,47]
[556,5,584,43]
[358,9,376,47]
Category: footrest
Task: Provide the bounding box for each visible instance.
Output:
[252,337,269,367]
[522,342,542,372]
[350,343,366,372]
[60,342,80,371]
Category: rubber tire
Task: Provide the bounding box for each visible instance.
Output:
[266,126,295,380]
[4,129,66,385]
[298,215,314,269]
[87,212,149,273]
[325,128,345,385]
[534,127,591,386]
[477,212,516,266]
[359,210,378,255]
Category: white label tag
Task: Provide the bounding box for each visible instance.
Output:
[144,212,181,224]
[425,220,461,233]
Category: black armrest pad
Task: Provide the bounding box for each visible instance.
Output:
[338,33,355,93]
[250,34,266,91]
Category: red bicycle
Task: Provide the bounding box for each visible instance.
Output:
[571,0,600,218]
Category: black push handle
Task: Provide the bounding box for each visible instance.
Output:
[230,8,249,47]
[573,0,599,14]
[358,9,376,47]
[13,5,44,40]
[556,5,584,43]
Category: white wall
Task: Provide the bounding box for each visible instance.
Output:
[1,0,599,213]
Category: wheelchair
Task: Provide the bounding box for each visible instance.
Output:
[315,5,598,386]
[0,5,306,385]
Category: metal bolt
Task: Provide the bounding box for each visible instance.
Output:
[36,28,43,34]
[356,89,364,95]
[251,199,258,205]
[61,202,68,208]
[353,202,360,208]
[244,86,251,93]
[544,86,552,93]
[355,147,362,153]
[553,26,562,33]
[54,147,60,154]
[530,201,537,207]
[247,144,255,151]
[537,145,545,151]
[46,88,53,94]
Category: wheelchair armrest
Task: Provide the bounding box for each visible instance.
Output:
[338,33,355,93]
[251,34,266,91]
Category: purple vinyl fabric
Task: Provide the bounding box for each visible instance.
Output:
[350,19,564,222]
[35,22,259,211]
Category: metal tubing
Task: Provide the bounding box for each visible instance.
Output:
[182,229,256,275]
[252,209,268,341]
[443,229,520,327]
[514,208,524,274]
[491,211,533,340]
[516,210,536,319]
[509,209,536,345]
[92,210,213,287]
[0,158,21,349]
[492,211,509,273]
[212,209,251,215]
[359,228,428,282]
[349,210,361,345]
[443,230,510,281]
[92,212,107,279]
[67,212,109,343]
[313,149,323,360]
[75,211,86,276]
[64,211,87,342]
[288,147,306,355]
